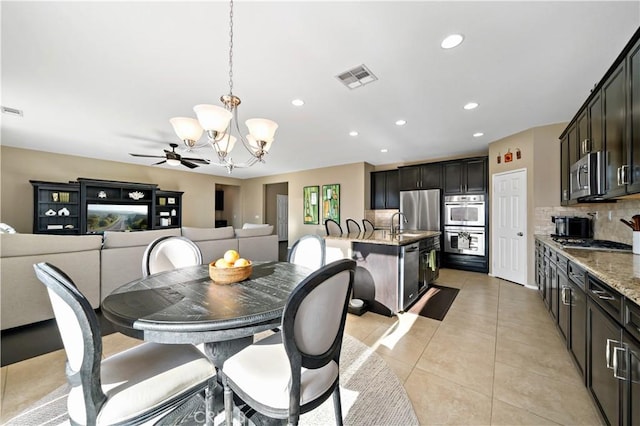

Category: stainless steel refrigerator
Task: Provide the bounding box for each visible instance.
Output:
[399,189,441,231]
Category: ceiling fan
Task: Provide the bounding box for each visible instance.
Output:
[129,143,210,169]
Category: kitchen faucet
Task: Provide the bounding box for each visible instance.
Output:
[390,212,408,235]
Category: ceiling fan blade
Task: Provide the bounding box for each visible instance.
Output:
[180,160,199,169]
[181,157,210,164]
[130,153,165,159]
[152,160,167,166]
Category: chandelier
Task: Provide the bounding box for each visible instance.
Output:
[169,0,278,174]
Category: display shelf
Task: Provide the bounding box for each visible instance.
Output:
[154,190,183,229]
[30,181,81,234]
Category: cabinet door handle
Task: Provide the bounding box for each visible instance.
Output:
[561,286,571,305]
[606,338,622,369]
[617,167,622,186]
[612,346,627,381]
[621,165,630,185]
[591,289,615,301]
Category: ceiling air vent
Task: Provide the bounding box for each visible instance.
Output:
[1,106,23,117]
[336,64,378,90]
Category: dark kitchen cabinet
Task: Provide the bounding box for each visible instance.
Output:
[560,135,570,205]
[588,92,604,154]
[371,170,399,209]
[567,261,587,381]
[577,109,589,158]
[568,123,579,168]
[603,61,627,198]
[625,37,640,194]
[31,181,81,234]
[398,163,441,191]
[623,331,640,426]
[557,254,569,340]
[443,157,487,195]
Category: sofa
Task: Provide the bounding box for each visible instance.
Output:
[1,225,278,330]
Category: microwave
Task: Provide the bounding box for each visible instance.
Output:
[570,151,603,200]
[551,216,593,238]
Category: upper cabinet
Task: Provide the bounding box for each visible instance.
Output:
[398,163,442,191]
[626,36,640,194]
[443,157,487,195]
[371,170,399,209]
[603,61,627,198]
[560,136,570,205]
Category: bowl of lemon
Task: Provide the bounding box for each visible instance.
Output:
[209,249,252,285]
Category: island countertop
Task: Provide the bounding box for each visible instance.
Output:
[536,234,640,306]
[324,230,441,246]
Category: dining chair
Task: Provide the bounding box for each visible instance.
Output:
[33,262,216,426]
[345,218,361,234]
[324,218,343,236]
[142,235,203,277]
[362,218,375,233]
[288,234,326,272]
[220,258,356,426]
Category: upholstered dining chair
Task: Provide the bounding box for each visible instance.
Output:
[142,235,203,277]
[33,262,216,426]
[324,218,343,236]
[362,218,375,233]
[345,218,361,234]
[288,234,326,273]
[220,259,356,426]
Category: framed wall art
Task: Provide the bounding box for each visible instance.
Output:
[322,184,340,224]
[303,186,320,225]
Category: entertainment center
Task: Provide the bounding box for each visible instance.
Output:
[31,178,183,235]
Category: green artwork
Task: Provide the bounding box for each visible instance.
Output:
[303,186,319,225]
[322,184,340,224]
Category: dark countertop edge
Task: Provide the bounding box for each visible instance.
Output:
[535,234,640,306]
[325,230,441,246]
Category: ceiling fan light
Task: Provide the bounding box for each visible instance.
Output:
[166,158,181,167]
[246,118,278,143]
[170,117,203,142]
[193,104,232,132]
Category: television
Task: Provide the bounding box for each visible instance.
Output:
[86,204,149,233]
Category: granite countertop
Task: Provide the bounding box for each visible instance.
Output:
[325,230,441,246]
[536,235,640,306]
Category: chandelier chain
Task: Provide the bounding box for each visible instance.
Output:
[228,0,234,95]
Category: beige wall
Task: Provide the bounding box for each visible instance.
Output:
[1,146,242,233]
[265,182,288,235]
[488,122,566,286]
[241,163,368,244]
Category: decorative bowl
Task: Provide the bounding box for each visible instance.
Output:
[209,261,252,285]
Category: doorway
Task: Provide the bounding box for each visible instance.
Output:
[265,182,288,261]
[492,168,528,286]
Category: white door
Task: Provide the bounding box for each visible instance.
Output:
[276,194,288,242]
[492,169,527,285]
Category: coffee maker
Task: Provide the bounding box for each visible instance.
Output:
[551,216,593,238]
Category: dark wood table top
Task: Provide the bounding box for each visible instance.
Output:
[101,261,312,345]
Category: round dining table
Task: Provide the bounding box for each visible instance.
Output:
[101,261,312,368]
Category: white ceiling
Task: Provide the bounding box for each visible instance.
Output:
[2,1,639,179]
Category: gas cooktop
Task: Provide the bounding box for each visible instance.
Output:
[551,236,632,252]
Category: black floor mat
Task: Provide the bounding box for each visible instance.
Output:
[408,285,459,321]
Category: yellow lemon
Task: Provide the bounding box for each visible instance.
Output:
[224,249,240,264]
[214,258,232,268]
[234,258,250,267]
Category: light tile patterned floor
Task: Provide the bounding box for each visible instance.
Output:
[0,268,603,425]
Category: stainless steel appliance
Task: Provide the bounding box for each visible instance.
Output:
[444,226,485,256]
[420,237,440,286]
[399,189,440,231]
[399,243,420,309]
[551,216,593,238]
[570,151,604,200]
[551,237,632,252]
[444,195,485,227]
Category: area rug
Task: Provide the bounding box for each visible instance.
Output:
[408,284,459,321]
[6,334,418,426]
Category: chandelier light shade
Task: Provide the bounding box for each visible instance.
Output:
[169,0,278,173]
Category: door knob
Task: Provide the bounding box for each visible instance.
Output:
[517,232,523,236]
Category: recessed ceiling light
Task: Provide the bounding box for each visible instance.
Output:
[291,99,304,107]
[473,132,484,137]
[395,119,407,126]
[464,102,479,110]
[441,34,464,49]
[381,149,388,153]
[349,131,359,137]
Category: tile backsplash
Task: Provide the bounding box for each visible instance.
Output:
[535,199,640,245]
[364,209,398,229]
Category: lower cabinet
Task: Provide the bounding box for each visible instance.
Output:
[622,332,640,425]
[567,261,587,380]
[557,256,569,341]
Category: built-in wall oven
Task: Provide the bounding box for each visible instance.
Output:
[444,195,485,227]
[444,226,485,256]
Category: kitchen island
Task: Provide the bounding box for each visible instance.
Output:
[326,230,441,316]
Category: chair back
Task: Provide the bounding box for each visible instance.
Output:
[324,219,343,236]
[287,235,326,272]
[345,218,361,234]
[142,235,203,277]
[33,262,106,423]
[362,219,375,233]
[281,259,355,371]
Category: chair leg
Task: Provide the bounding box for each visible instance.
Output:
[205,378,216,426]
[223,375,234,426]
[332,385,344,426]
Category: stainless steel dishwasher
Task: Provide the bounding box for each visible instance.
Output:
[399,243,420,310]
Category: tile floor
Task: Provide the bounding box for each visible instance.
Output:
[0,268,603,425]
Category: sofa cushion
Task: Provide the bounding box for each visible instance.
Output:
[102,228,181,249]
[235,225,274,238]
[181,226,234,242]
[237,234,278,262]
[242,223,270,229]
[0,233,103,257]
